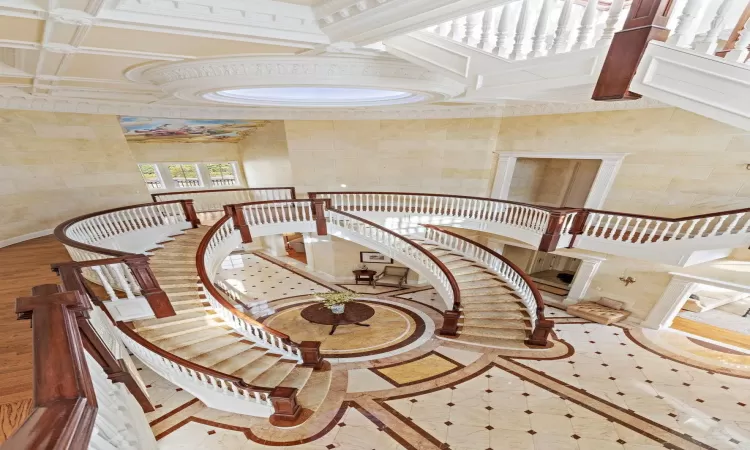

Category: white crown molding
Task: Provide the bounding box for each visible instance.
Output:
[0,87,668,119]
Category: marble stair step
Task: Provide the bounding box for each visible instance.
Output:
[134,309,214,330]
[150,260,196,268]
[460,294,520,303]
[212,347,269,374]
[156,326,235,352]
[461,318,530,329]
[191,341,256,367]
[152,266,199,274]
[171,298,207,307]
[461,303,525,312]
[278,366,314,390]
[171,303,210,314]
[141,316,222,340]
[429,249,461,258]
[450,266,486,276]
[249,361,298,388]
[461,286,514,296]
[458,279,507,290]
[460,326,528,340]
[463,310,529,320]
[436,255,466,264]
[165,290,204,299]
[445,260,474,270]
[152,274,199,282]
[455,272,495,282]
[162,284,202,293]
[454,334,529,349]
[232,354,283,381]
[296,369,332,412]
[171,335,244,360]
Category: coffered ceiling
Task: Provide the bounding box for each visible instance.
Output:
[0,0,663,119]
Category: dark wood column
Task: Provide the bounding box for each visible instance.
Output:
[180,200,201,228]
[228,205,253,243]
[592,0,675,100]
[538,211,566,252]
[311,199,328,236]
[440,310,461,336]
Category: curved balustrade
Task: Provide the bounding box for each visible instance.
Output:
[574,208,750,244]
[309,191,553,237]
[117,323,275,411]
[424,0,631,60]
[326,208,462,310]
[422,225,546,327]
[55,200,197,259]
[197,215,303,362]
[152,187,296,213]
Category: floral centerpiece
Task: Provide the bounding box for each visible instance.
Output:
[318,292,356,314]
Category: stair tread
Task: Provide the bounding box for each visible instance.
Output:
[249,361,297,388]
[141,316,222,340]
[464,310,529,319]
[460,325,528,340]
[461,318,530,329]
[462,303,525,312]
[171,335,243,360]
[297,369,332,411]
[279,366,314,390]
[232,354,282,381]
[454,334,530,349]
[134,309,212,329]
[192,341,255,367]
[212,347,268,374]
[156,327,235,351]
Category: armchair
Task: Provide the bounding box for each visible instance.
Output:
[373,266,410,288]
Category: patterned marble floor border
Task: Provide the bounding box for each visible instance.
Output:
[369,350,466,388]
[623,326,750,379]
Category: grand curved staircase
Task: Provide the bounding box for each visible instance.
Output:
[7,185,748,449]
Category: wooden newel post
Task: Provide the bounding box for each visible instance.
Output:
[123,255,176,318]
[440,310,461,336]
[299,341,324,370]
[567,210,590,248]
[592,0,674,100]
[269,387,302,423]
[311,199,328,236]
[525,318,555,347]
[539,211,566,252]
[228,205,252,243]
[180,200,201,228]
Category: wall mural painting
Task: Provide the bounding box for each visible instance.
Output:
[119,117,265,143]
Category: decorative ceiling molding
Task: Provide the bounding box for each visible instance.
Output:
[0,88,668,119]
[127,55,467,107]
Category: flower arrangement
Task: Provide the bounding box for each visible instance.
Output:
[318,292,356,313]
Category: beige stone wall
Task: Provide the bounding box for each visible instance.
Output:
[0,110,150,245]
[284,119,501,195]
[128,142,241,163]
[497,108,750,216]
[239,121,293,188]
[309,236,419,283]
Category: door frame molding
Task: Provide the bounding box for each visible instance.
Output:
[490,152,629,209]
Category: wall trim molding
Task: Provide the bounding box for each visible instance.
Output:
[0,90,668,119]
[0,229,54,249]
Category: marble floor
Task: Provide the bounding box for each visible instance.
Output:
[143,252,750,450]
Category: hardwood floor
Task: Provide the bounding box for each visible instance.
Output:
[0,236,71,441]
[671,316,750,351]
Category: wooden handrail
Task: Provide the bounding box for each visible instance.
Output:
[115,322,272,393]
[309,191,564,212]
[422,224,546,317]
[54,200,194,257]
[151,186,297,201]
[328,208,462,309]
[4,284,98,450]
[584,206,750,222]
[196,215,293,341]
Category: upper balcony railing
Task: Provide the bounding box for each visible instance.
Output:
[152,187,296,213]
[423,0,632,61]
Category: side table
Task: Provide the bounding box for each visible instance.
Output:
[352,269,376,285]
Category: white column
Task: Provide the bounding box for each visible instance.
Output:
[641,275,697,330]
[563,258,604,305]
[493,243,506,255]
[196,163,212,189]
[303,232,318,272]
[261,234,287,257]
[584,158,623,208]
[490,155,517,199]
[155,163,176,190]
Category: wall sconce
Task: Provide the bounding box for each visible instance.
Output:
[619,276,636,286]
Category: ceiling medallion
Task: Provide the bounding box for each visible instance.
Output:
[127,55,465,108]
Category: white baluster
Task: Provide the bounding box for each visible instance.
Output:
[450,16,467,41]
[92,266,118,301]
[572,0,599,50]
[438,21,452,36]
[530,0,554,57]
[510,0,535,60]
[727,17,750,63]
[479,8,498,51]
[465,11,484,46]
[693,0,736,54]
[667,0,709,48]
[597,0,626,47]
